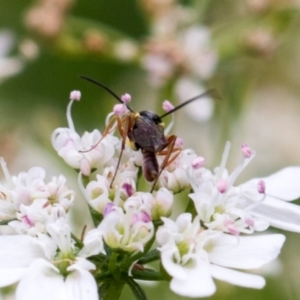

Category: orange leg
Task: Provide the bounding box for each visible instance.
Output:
[79,113,136,190]
[79,115,121,153]
[109,114,135,188]
[150,135,182,192]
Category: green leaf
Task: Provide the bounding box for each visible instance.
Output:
[137,249,160,264]
[132,268,163,281]
[126,278,148,300]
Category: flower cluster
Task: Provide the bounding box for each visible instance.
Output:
[1,90,300,299]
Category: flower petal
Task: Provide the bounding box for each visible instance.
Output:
[0,268,26,287]
[65,267,98,300]
[208,233,285,269]
[0,235,46,269]
[251,196,300,232]
[211,265,265,289]
[16,259,66,300]
[170,258,216,298]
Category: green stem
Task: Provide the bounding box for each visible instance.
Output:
[101,278,126,300]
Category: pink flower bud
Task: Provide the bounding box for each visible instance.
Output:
[132,212,151,225]
[122,183,134,197]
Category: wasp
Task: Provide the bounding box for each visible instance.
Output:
[80,76,216,192]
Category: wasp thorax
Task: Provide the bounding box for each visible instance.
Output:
[139,111,162,124]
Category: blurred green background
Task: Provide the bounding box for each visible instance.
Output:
[0,0,300,299]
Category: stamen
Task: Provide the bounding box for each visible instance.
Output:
[227,144,256,187]
[113,103,128,117]
[163,100,176,134]
[175,138,183,148]
[257,180,266,194]
[245,218,254,227]
[216,141,231,181]
[241,144,253,158]
[191,157,205,169]
[217,179,228,193]
[162,100,174,112]
[70,90,81,101]
[66,100,75,132]
[121,93,131,103]
[164,113,175,135]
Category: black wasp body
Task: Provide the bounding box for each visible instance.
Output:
[128,111,167,182]
[80,76,216,192]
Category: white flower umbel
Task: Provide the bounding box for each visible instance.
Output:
[0,218,102,300]
[157,213,285,298]
[52,91,118,176]
[0,159,75,235]
[189,142,300,234]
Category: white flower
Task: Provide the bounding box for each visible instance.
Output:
[241,166,300,232]
[124,187,174,220]
[8,199,66,236]
[0,219,103,300]
[98,206,154,252]
[189,142,300,235]
[51,92,118,176]
[157,213,285,298]
[79,160,138,213]
[158,148,198,193]
[0,160,75,235]
[0,29,23,83]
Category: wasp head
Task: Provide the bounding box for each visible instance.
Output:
[139,111,164,127]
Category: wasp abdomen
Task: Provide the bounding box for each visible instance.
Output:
[142,150,159,182]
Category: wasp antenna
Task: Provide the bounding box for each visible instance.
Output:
[159,88,221,119]
[79,76,135,112]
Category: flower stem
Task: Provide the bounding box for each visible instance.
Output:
[101,278,125,300]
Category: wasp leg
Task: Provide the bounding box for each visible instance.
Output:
[150,135,181,193]
[79,115,120,153]
[109,114,135,189]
